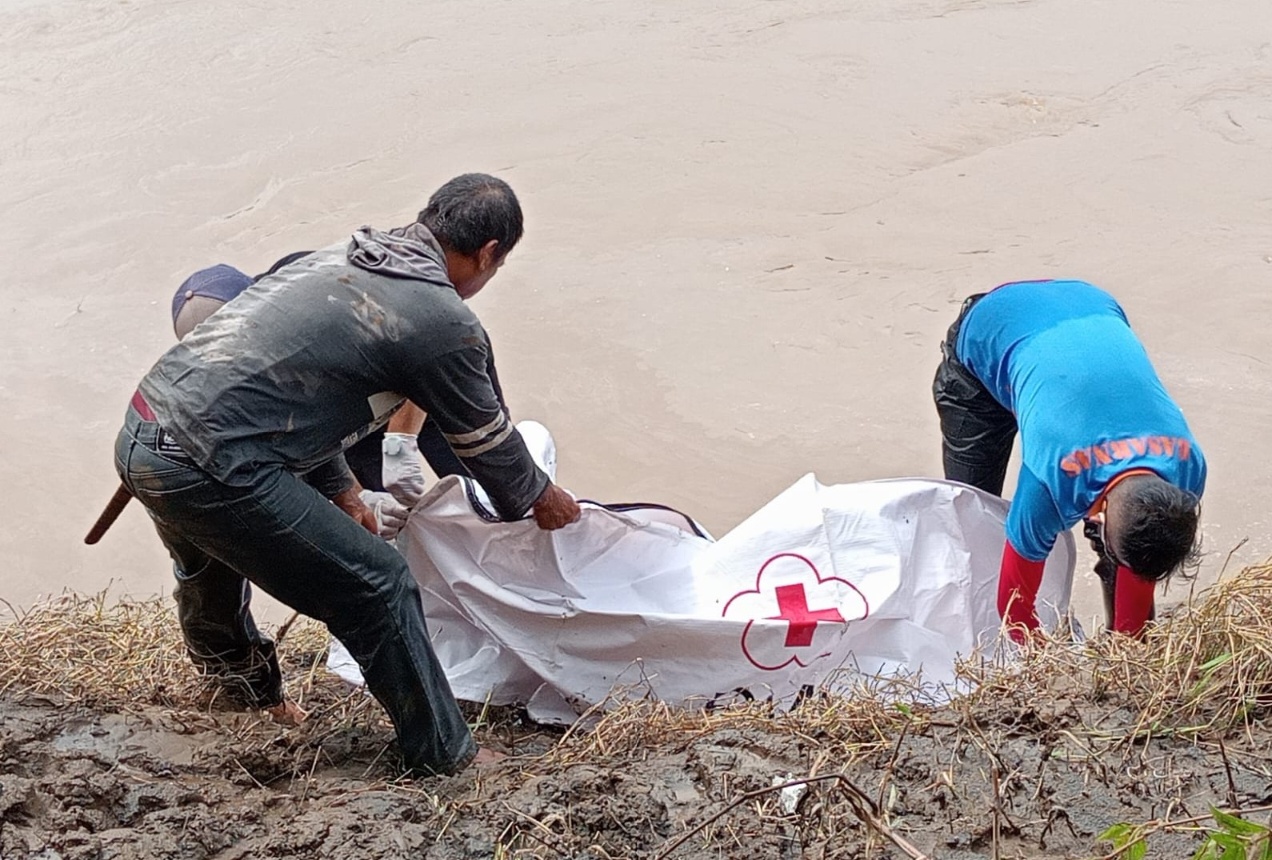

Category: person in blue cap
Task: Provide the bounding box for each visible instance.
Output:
[170,264,254,339]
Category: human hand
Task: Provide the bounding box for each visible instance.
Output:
[264,699,308,727]
[531,483,581,531]
[359,489,410,540]
[333,487,378,534]
[472,747,508,767]
[382,433,427,507]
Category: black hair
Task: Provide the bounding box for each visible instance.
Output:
[417,173,523,259]
[1113,476,1202,582]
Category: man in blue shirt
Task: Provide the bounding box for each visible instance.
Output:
[932,280,1204,636]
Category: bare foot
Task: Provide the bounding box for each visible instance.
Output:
[472,747,507,766]
[264,700,308,727]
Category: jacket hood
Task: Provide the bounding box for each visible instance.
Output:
[347,222,451,284]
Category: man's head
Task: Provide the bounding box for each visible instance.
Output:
[418,173,524,300]
[1105,474,1202,581]
[172,264,253,339]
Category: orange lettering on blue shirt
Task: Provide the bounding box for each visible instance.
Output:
[1058,435,1191,476]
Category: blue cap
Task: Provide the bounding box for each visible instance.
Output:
[171,264,252,338]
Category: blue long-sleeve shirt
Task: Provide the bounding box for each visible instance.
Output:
[957,279,1206,560]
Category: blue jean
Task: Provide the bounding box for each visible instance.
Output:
[114,406,475,775]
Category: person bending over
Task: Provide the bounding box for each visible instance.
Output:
[933,279,1204,637]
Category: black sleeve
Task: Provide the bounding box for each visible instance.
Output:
[344,430,388,492]
[299,453,357,498]
[484,335,510,418]
[418,419,468,479]
[402,340,548,520]
[253,250,314,282]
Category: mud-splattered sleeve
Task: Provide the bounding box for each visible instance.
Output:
[403,340,549,520]
[484,334,510,419]
[299,453,357,498]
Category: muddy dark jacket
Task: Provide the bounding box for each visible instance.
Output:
[137,224,547,520]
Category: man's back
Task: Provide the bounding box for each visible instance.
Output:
[956,279,1205,551]
[139,238,483,486]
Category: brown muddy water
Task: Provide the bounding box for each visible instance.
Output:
[1,0,1271,632]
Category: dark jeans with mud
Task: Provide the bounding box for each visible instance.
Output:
[932,294,1127,629]
[114,407,476,775]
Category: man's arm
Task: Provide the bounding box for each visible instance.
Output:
[1113,567,1156,636]
[998,471,1065,635]
[300,455,377,534]
[398,333,506,485]
[484,334,509,418]
[997,540,1045,636]
[387,402,427,435]
[301,454,357,498]
[403,340,577,526]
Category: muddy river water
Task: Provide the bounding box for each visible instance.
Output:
[2,0,1270,629]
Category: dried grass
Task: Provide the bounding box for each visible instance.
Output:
[0,590,392,791]
[950,561,1272,744]
[0,592,331,710]
[4,563,1272,747]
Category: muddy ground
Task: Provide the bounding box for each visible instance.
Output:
[2,636,1269,860]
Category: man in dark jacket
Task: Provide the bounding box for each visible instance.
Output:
[175,252,477,502]
[115,173,580,775]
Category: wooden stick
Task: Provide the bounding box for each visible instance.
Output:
[837,775,933,860]
[84,482,133,545]
[274,611,302,645]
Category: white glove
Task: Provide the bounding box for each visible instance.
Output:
[358,490,410,541]
[382,433,427,508]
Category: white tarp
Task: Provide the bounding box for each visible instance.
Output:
[330,443,1075,723]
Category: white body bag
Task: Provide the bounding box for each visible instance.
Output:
[330,424,1075,723]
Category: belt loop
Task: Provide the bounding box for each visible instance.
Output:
[945,292,987,363]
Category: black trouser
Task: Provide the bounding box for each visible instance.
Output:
[1084,521,1121,630]
[932,294,1126,630]
[932,294,1018,496]
[116,407,476,774]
